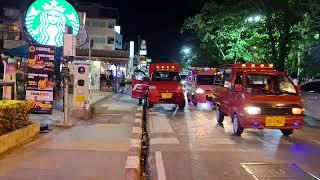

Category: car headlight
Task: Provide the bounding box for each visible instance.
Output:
[196,88,205,94]
[245,106,261,115]
[181,80,185,84]
[292,108,303,115]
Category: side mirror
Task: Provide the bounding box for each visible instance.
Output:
[142,77,150,81]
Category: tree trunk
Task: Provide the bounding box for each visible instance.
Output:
[266,10,278,64]
[277,13,290,71]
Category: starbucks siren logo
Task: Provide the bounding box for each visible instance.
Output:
[25,0,80,47]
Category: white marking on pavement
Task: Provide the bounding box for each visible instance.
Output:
[150,115,174,134]
[137,107,143,111]
[240,163,262,180]
[256,138,270,144]
[132,127,142,134]
[155,151,166,180]
[150,137,180,145]
[125,156,140,169]
[130,139,141,148]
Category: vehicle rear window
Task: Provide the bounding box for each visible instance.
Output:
[197,75,215,85]
[152,72,181,81]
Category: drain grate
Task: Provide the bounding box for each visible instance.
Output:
[241,163,318,180]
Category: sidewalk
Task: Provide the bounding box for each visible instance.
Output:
[29,90,113,125]
[0,93,139,179]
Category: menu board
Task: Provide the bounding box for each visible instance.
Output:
[26,44,55,114]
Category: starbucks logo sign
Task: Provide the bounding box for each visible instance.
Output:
[25,0,80,47]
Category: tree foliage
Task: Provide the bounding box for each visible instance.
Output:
[182,0,320,77]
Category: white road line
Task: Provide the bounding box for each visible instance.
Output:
[256,138,270,144]
[155,151,166,180]
[150,137,180,145]
[312,140,320,144]
[150,116,174,134]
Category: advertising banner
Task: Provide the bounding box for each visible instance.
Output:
[26,44,55,114]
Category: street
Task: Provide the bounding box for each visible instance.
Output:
[146,103,320,180]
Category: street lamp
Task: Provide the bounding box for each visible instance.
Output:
[246,15,262,23]
[182,47,191,55]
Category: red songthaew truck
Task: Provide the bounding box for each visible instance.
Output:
[131,63,185,109]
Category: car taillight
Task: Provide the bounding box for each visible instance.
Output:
[177,86,184,91]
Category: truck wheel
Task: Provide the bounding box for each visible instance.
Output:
[138,99,142,105]
[179,101,185,110]
[216,107,224,125]
[232,114,244,136]
[281,129,293,136]
[187,93,192,102]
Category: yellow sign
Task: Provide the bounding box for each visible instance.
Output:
[265,116,285,127]
[76,96,85,101]
[161,93,172,99]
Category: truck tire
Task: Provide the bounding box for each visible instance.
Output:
[281,129,293,136]
[179,101,185,110]
[232,114,244,136]
[216,107,224,125]
[138,99,142,105]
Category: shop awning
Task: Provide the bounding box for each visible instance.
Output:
[3,45,29,57]
[76,48,129,63]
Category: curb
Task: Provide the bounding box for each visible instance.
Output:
[0,122,40,155]
[91,92,114,107]
[124,106,144,180]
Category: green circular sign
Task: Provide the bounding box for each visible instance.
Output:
[25,0,80,47]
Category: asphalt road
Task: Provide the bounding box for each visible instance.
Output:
[146,103,320,180]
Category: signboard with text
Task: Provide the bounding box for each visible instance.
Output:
[26,44,55,114]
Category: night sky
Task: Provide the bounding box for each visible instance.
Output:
[87,0,205,62]
[2,0,205,62]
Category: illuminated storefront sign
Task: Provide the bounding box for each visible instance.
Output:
[25,0,80,47]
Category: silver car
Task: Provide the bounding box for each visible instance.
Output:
[301,80,320,119]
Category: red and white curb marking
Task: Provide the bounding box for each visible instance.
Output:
[124,106,143,180]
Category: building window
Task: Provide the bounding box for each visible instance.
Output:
[108,20,115,29]
[108,36,114,44]
[92,20,107,27]
[92,37,106,44]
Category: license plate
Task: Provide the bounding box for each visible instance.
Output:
[265,116,285,127]
[161,93,172,99]
[207,93,214,97]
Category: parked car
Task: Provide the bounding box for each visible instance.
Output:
[301,80,320,119]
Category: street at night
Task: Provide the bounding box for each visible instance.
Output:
[1,0,320,179]
[146,103,320,180]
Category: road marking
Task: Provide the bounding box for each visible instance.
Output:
[155,151,166,180]
[256,138,270,144]
[312,140,320,144]
[150,115,174,134]
[137,107,143,111]
[132,127,142,134]
[150,137,180,145]
[125,156,140,169]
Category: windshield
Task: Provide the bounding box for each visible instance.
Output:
[152,71,181,81]
[246,74,297,95]
[197,75,215,85]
